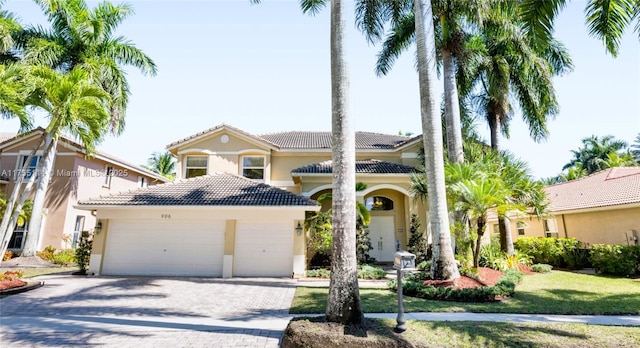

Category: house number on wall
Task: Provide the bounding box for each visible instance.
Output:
[161,214,171,219]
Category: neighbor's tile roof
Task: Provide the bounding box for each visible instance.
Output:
[545,167,640,212]
[260,131,412,149]
[78,173,319,207]
[291,159,416,174]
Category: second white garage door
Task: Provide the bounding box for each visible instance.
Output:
[103,220,225,276]
[234,221,293,277]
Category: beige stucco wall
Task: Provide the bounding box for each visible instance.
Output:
[487,205,640,247]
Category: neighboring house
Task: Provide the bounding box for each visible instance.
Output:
[488,167,640,247]
[0,128,168,253]
[79,123,428,277]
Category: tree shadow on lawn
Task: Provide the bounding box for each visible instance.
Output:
[417,320,590,347]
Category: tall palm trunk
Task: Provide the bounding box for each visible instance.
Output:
[499,216,515,255]
[325,0,363,326]
[21,133,58,257]
[0,135,46,260]
[414,0,460,281]
[488,110,500,150]
[442,48,463,163]
[474,215,486,268]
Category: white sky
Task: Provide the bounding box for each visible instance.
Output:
[1,0,639,179]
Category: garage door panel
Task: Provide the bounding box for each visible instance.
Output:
[103,220,225,277]
[234,221,293,277]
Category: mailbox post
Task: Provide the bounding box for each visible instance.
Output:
[393,250,416,333]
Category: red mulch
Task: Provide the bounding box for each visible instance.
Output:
[423,266,534,290]
[0,279,27,291]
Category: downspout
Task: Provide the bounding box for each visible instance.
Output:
[561,214,568,238]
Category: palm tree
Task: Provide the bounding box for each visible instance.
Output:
[520,0,640,57]
[631,133,640,162]
[145,151,176,180]
[461,2,572,150]
[0,63,33,132]
[563,135,629,174]
[2,66,111,258]
[16,0,157,134]
[414,0,460,281]
[0,0,20,62]
[251,0,364,326]
[450,177,510,267]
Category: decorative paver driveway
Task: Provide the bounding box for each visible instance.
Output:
[0,274,297,347]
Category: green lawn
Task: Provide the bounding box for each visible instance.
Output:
[1,267,77,278]
[286,317,640,348]
[291,271,640,315]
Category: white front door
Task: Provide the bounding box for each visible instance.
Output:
[367,216,395,262]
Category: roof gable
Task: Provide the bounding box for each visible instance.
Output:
[78,173,319,207]
[166,123,278,152]
[545,167,640,212]
[0,128,168,182]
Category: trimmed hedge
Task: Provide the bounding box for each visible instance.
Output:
[388,270,524,302]
[514,237,590,269]
[590,244,640,276]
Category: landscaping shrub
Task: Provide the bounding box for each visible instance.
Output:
[416,260,431,271]
[589,244,640,276]
[388,270,524,302]
[3,250,16,261]
[0,270,23,281]
[407,214,430,264]
[306,268,331,278]
[305,264,387,279]
[531,263,553,273]
[357,264,386,279]
[38,246,75,266]
[514,237,586,269]
[74,231,93,274]
[479,239,507,271]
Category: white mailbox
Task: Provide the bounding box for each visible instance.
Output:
[393,251,416,271]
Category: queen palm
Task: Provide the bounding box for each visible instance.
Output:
[0,0,20,62]
[16,0,157,134]
[0,66,111,259]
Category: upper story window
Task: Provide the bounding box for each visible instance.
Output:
[185,156,208,178]
[19,155,41,179]
[365,196,394,211]
[138,176,147,188]
[104,166,113,186]
[241,156,265,180]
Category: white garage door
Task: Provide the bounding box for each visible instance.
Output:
[234,221,293,277]
[103,220,225,276]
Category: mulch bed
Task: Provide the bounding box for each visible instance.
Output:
[423,266,535,290]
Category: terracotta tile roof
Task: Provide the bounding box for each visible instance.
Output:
[291,159,416,174]
[78,173,319,207]
[0,132,16,143]
[545,167,640,212]
[260,131,412,149]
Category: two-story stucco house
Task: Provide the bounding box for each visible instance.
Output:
[0,128,168,253]
[80,124,429,278]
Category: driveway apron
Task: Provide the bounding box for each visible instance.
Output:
[0,274,297,347]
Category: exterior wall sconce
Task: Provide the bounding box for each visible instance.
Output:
[295,222,303,236]
[95,220,103,234]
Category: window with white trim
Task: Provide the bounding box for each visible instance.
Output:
[241,156,265,180]
[72,216,85,248]
[543,219,558,238]
[138,176,147,188]
[517,221,527,236]
[185,156,208,178]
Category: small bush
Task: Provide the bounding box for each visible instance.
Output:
[479,241,507,271]
[37,246,56,262]
[590,244,640,276]
[416,260,431,271]
[531,263,553,273]
[75,231,93,273]
[0,270,23,281]
[306,269,331,278]
[3,250,16,261]
[357,264,386,279]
